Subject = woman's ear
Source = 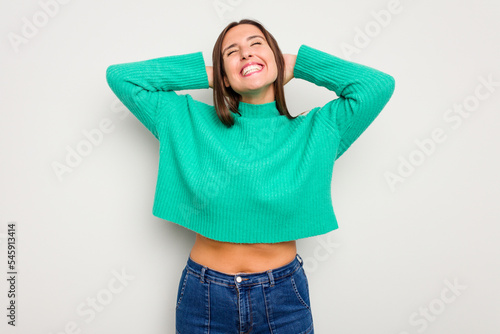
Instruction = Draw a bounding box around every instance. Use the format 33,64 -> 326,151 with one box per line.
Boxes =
223,75 -> 230,88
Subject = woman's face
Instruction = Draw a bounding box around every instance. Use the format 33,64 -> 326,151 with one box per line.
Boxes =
221,24 -> 278,103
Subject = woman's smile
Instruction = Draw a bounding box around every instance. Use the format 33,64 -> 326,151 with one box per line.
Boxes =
241,62 -> 264,77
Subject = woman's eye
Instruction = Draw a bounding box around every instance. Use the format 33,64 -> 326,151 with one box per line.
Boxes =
251,42 -> 261,46
228,50 -> 235,56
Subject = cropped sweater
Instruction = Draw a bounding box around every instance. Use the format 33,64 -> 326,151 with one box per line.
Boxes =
105,44 -> 395,243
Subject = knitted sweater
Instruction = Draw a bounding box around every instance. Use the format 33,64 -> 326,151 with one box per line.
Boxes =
106,44 -> 395,243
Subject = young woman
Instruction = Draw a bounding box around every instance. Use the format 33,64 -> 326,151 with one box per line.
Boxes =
106,18 -> 395,334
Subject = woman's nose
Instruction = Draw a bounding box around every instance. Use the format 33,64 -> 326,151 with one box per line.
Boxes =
240,47 -> 252,59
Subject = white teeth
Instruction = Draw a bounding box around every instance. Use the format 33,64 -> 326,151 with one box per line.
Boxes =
242,64 -> 263,76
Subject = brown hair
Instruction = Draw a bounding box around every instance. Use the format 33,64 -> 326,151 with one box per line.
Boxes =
212,19 -> 296,127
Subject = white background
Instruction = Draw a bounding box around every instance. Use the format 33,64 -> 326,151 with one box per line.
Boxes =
1,0 -> 499,333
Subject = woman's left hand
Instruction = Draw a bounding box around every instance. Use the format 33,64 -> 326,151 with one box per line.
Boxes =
282,54 -> 296,86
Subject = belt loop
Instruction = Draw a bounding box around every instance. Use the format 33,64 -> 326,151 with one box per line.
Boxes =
296,254 -> 304,267
200,266 -> 206,283
267,270 -> 275,287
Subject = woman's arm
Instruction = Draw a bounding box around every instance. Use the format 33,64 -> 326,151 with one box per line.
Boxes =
292,44 -> 395,160
106,52 -> 209,138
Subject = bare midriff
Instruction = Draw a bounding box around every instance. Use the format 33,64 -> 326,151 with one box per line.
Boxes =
189,233 -> 297,275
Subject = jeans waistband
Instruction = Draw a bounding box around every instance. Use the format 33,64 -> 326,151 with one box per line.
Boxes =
186,253 -> 304,287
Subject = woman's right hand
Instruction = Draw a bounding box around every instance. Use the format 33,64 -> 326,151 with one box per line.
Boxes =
207,66 -> 231,97
206,66 -> 214,88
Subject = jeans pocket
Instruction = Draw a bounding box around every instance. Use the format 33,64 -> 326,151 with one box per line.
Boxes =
266,269 -> 314,334
291,267 -> 311,310
175,267 -> 189,310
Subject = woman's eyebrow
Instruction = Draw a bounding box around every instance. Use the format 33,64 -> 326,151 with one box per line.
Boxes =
223,35 -> 265,56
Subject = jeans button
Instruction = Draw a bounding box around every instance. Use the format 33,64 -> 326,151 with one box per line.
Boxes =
235,276 -> 242,283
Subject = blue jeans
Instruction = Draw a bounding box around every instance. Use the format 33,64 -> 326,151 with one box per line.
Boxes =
175,253 -> 314,334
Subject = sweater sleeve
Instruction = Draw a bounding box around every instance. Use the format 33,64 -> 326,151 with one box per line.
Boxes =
105,51 -> 209,139
293,44 -> 395,160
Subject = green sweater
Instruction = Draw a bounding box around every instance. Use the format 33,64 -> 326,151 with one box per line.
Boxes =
106,44 -> 395,243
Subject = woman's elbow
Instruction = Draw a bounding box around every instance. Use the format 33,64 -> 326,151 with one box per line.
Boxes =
383,73 -> 396,99
105,65 -> 120,89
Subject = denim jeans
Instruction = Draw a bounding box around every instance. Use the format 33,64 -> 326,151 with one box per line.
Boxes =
175,253 -> 314,334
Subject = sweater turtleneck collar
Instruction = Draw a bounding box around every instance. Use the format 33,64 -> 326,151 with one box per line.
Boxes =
235,100 -> 282,118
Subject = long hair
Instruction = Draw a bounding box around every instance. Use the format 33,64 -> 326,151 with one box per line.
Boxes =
212,19 -> 296,127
